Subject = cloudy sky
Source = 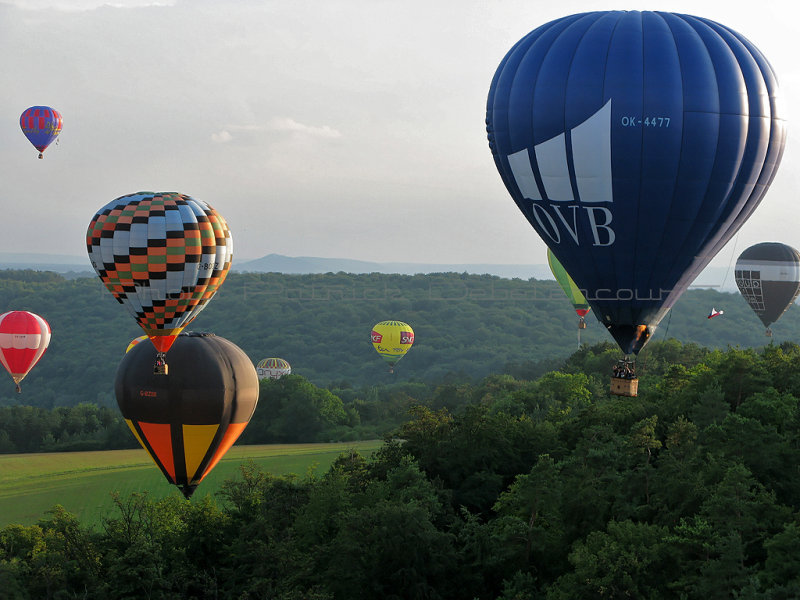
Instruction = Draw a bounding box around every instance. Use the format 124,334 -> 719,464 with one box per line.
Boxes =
1,0 -> 798,272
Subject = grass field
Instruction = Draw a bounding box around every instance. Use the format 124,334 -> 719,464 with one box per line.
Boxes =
0,440 -> 383,528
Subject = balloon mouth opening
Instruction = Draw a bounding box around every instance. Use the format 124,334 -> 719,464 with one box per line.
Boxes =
607,324 -> 652,355
179,484 -> 198,500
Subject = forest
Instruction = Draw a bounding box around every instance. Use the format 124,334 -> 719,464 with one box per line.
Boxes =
0,268 -> 798,409
3,341 -> 800,598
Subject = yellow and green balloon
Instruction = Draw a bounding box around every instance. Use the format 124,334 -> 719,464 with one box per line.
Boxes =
548,249 -> 590,329
370,320 -> 414,373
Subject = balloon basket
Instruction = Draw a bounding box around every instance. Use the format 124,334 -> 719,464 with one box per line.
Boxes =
578,321 -> 587,330
610,376 -> 638,397
153,361 -> 168,375
38,153 -> 43,159
765,328 -> 773,337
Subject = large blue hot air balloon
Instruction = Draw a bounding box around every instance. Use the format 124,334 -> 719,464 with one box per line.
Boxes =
487,11 -> 785,355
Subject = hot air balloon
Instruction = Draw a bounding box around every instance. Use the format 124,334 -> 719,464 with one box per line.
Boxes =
20,106 -> 62,159
548,248 -> 591,342
115,332 -> 259,499
0,311 -> 51,392
487,11 -> 784,362
735,242 -> 800,336
371,321 -> 414,373
256,358 -> 291,380
87,192 -> 233,374
125,335 -> 149,353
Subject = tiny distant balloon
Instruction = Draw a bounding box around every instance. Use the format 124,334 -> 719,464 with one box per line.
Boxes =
0,311 -> 51,392
371,321 -> 414,373
548,248 -> 590,328
20,106 -> 62,159
256,358 -> 291,380
115,332 -> 259,499
735,242 -> 800,335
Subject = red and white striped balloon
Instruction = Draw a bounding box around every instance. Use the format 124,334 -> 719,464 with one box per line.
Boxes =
0,311 -> 51,392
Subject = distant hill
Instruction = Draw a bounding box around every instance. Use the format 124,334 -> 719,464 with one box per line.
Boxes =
234,253 -> 740,291
234,253 -> 555,279
0,253 -> 93,278
0,251 -> 740,290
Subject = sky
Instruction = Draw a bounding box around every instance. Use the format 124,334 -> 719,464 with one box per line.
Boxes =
1,0 -> 798,275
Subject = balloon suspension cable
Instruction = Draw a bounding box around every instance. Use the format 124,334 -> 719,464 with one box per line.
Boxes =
154,352 -> 169,375
640,309 -> 673,376
719,231 -> 741,291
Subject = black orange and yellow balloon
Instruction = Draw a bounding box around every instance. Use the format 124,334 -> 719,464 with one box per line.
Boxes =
115,332 -> 259,498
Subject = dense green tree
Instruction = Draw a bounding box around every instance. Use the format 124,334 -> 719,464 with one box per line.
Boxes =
6,341 -> 800,597
547,520 -> 676,599
3,268 -> 800,409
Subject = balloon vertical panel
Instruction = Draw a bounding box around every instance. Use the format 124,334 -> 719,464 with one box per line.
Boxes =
487,11 -> 785,354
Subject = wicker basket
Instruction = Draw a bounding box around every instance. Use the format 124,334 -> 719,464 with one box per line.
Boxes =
610,377 -> 638,397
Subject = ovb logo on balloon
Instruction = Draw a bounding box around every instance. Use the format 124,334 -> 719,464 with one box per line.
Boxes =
505,101 -> 615,247
487,11 -> 785,355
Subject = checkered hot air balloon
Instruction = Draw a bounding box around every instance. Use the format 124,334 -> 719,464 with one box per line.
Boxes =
0,311 -> 51,392
20,106 -> 62,159
87,192 -> 233,373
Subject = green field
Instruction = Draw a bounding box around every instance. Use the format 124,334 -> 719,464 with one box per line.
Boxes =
0,440 -> 383,528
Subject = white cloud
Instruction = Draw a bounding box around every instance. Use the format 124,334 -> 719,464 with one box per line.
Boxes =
210,119 -> 342,144
6,0 -> 176,9
211,130 -> 233,144
267,117 -> 342,139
